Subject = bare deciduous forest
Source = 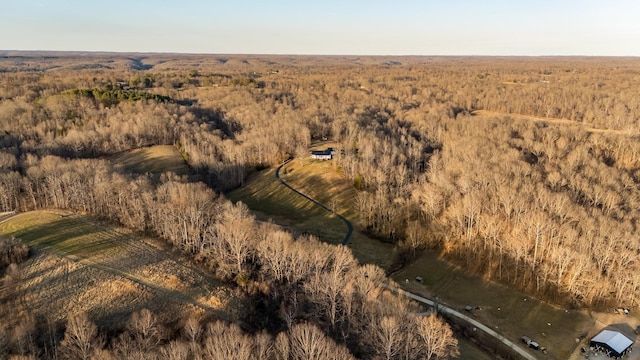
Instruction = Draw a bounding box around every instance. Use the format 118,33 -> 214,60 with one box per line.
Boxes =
1,52 -> 639,358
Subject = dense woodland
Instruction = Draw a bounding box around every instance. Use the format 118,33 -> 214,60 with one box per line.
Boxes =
1,53 -> 640,357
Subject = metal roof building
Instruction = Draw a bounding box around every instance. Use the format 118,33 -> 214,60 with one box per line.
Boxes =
590,329 -> 634,358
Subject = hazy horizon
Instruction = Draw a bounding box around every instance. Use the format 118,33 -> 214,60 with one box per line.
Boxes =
1,1 -> 639,56
2,50 -> 639,58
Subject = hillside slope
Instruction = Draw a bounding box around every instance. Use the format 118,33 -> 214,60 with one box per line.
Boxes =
110,145 -> 190,177
0,211 -> 237,327
228,157 -> 394,266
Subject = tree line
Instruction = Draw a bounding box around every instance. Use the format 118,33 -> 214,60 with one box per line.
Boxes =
1,306 -> 453,360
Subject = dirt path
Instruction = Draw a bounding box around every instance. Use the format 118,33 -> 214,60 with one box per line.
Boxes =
472,110 -> 637,136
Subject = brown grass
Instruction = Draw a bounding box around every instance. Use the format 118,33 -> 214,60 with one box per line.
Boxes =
109,145 -> 190,176
0,211 -> 235,328
393,252 -> 596,360
281,157 -> 394,266
228,157 -> 394,267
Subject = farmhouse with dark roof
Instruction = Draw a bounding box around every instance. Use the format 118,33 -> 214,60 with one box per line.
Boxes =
311,148 -> 335,160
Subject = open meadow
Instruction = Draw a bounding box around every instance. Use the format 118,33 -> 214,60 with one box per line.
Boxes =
109,145 -> 191,177
0,211 -> 236,328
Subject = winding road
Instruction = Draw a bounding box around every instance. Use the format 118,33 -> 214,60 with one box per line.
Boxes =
275,160 -> 353,245
274,159 -> 537,360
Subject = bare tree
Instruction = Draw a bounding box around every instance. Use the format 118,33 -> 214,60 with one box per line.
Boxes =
202,321 -> 253,360
160,340 -> 190,360
126,309 -> 164,353
274,332 -> 290,360
181,316 -> 202,345
58,312 -> 103,360
210,202 -> 256,279
373,316 -> 403,360
288,323 -> 354,360
415,313 -> 459,359
253,331 -> 275,360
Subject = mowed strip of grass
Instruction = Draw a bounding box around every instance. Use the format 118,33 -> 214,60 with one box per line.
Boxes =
110,145 -> 190,176
282,152 -> 359,219
394,252 -> 595,360
0,211 -> 234,326
0,212 -> 125,260
228,159 -> 394,266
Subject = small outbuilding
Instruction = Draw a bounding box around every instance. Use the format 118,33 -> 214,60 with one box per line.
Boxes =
590,329 -> 634,358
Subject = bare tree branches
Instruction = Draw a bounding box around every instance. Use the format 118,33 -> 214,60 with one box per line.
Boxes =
58,312 -> 103,360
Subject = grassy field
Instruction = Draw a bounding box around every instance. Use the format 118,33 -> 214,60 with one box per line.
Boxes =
228,157 -> 394,266
394,252 -> 595,359
0,211 -> 236,328
109,144 -> 191,176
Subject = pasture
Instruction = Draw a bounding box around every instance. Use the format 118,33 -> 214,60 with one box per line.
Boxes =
0,211 -> 236,328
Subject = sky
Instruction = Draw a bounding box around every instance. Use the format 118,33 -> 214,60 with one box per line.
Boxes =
1,0 -> 639,56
